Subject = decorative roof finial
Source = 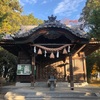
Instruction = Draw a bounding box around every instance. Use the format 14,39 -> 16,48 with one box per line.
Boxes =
48,15 -> 57,22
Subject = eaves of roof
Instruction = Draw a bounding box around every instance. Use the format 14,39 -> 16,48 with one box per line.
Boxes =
12,15 -> 88,39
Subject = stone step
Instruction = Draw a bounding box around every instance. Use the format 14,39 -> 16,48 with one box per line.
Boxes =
4,86 -> 99,100
25,97 -> 99,100
34,82 -> 69,87
34,82 -> 48,87
34,82 -> 88,87
14,91 -> 97,97
5,91 -> 99,100
15,82 -> 88,87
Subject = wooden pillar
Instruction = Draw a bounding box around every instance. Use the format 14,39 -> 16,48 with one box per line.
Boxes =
64,65 -> 66,81
83,57 -> 87,82
69,54 -> 74,90
64,57 -> 67,81
31,54 -> 35,86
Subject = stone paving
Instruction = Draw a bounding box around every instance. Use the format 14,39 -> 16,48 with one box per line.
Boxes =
0,84 -> 100,100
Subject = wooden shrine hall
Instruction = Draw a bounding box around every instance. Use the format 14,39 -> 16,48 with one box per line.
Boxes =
0,15 -> 100,90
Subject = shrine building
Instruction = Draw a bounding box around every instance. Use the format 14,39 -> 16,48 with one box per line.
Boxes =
0,15 -> 100,90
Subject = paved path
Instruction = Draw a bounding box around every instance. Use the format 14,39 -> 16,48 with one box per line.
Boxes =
0,85 -> 100,100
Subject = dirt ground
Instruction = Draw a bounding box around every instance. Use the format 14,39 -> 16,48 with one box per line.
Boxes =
89,80 -> 100,87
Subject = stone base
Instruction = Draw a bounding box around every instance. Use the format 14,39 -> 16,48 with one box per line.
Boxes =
15,82 -> 88,87
16,82 -> 31,87
68,82 -> 88,87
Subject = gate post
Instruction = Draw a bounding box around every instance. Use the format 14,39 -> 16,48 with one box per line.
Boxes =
69,53 -> 74,90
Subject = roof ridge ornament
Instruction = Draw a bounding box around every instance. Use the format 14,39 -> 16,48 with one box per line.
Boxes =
48,15 -> 57,22
44,15 -> 59,23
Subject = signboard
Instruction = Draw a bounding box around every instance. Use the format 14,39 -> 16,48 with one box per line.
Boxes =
17,64 -> 32,75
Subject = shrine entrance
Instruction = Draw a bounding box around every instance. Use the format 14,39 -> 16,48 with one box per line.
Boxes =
35,55 -> 68,81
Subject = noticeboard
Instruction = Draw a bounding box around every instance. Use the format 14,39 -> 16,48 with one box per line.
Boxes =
17,64 -> 32,75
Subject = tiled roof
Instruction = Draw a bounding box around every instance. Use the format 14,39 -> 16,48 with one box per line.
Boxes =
4,15 -> 88,39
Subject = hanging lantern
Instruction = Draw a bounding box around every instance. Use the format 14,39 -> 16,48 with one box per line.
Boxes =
37,48 -> 42,54
63,48 -> 67,54
56,51 -> 59,58
50,52 -> 55,58
34,46 -> 36,53
68,46 -> 70,52
44,50 -> 47,57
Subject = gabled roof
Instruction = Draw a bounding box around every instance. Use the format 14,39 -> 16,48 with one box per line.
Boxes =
2,15 -> 88,41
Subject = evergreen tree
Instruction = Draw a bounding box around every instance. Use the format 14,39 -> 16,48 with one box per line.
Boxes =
79,0 -> 100,40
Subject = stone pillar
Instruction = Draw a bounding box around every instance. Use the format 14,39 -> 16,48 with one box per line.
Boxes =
69,54 -> 74,90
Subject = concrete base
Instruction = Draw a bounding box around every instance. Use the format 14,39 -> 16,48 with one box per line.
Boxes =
16,82 -> 31,87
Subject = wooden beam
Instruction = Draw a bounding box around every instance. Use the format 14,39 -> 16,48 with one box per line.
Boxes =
31,43 -> 72,46
73,44 -> 86,56
89,41 -> 100,44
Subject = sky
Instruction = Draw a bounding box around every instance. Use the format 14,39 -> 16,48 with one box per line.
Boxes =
19,0 -> 87,21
